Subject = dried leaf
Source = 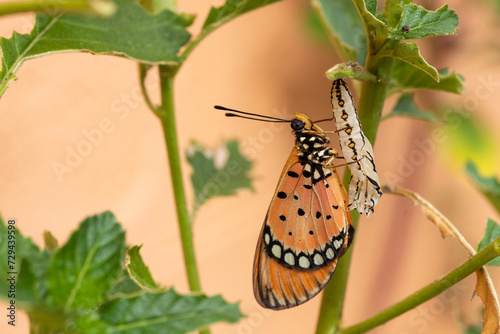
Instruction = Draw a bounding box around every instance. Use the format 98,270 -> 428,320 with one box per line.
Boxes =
476,269 -> 500,334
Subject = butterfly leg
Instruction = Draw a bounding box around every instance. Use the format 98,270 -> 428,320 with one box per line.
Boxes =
325,156 -> 366,169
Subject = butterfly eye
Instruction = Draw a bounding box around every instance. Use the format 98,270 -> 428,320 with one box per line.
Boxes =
291,119 -> 305,131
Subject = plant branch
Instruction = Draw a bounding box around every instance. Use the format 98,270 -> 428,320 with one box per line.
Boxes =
315,171 -> 359,334
341,237 -> 500,334
157,65 -> 201,292
138,64 -> 160,115
315,33 -> 396,334
156,65 -> 210,334
0,0 -> 115,17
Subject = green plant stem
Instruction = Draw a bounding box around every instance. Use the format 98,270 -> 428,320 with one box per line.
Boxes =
158,66 -> 201,292
357,55 -> 395,142
341,237 -> 500,334
157,66 -> 210,334
138,64 -> 160,114
315,173 -> 359,334
0,0 -> 115,17
315,39 -> 397,334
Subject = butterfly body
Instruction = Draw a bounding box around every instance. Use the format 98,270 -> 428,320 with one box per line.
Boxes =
253,113 -> 354,310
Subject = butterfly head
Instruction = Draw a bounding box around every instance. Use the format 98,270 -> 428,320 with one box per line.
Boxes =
292,113 -> 327,138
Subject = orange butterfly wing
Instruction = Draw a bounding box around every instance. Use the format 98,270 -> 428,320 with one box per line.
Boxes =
253,147 -> 354,310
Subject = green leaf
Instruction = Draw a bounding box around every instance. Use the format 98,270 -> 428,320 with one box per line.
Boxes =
186,140 -> 253,213
383,0 -> 410,28
325,61 -> 377,82
388,4 -> 459,40
0,216 -> 50,304
99,289 -> 244,333
466,161 -> 500,215
311,0 -> 366,64
108,271 -> 142,298
74,312 -> 111,334
389,63 -> 464,95
383,93 -> 442,122
0,0 -> 117,17
202,0 -> 281,30
351,0 -> 389,52
0,0 -> 191,98
43,231 -> 58,254
377,42 -> 438,81
126,245 -> 160,292
45,211 -> 125,310
366,0 -> 377,16
477,219 -> 500,266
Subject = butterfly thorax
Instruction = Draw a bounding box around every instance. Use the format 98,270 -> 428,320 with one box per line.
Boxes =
292,114 -> 337,166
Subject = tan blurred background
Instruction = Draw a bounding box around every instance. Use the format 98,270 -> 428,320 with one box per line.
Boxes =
1,0 -> 500,333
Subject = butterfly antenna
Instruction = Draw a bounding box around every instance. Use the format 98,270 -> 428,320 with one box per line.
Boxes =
215,105 -> 290,123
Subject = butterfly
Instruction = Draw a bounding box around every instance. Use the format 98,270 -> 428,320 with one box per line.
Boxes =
331,79 -> 382,216
215,105 -> 354,310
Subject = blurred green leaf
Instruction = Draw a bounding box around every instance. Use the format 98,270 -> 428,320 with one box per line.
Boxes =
187,140 -> 253,214
466,161 -> 500,215
383,93 -> 442,122
389,63 -> 464,94
326,61 -> 377,81
46,211 -> 125,310
463,323 -> 483,334
98,289 -> 244,333
311,0 -> 366,63
477,219 -> 500,266
202,0 -> 281,30
304,7 -> 331,47
0,0 -> 192,98
0,0 -> 117,17
126,245 -> 160,292
442,114 -> 496,173
74,312 -> 111,334
0,216 -> 50,304
43,231 -> 58,254
377,42 -> 438,81
388,4 -> 459,40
